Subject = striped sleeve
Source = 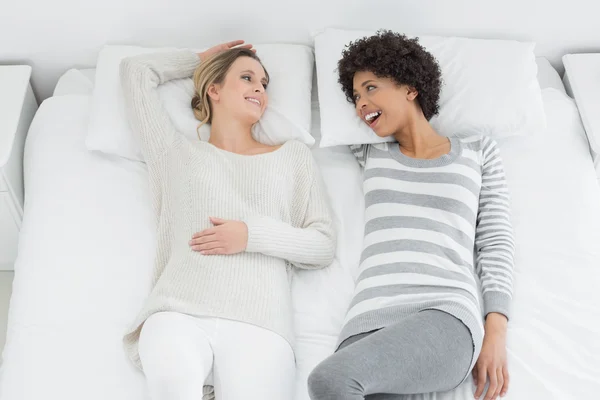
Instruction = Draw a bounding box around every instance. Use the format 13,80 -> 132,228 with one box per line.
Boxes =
349,144 -> 370,167
475,137 -> 515,320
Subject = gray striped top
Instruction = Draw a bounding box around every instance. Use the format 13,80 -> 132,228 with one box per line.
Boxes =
339,136 -> 514,373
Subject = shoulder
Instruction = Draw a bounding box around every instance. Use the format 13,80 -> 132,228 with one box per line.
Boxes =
279,140 -> 322,180
281,140 -> 314,164
349,142 -> 389,155
352,142 -> 388,152
457,135 -> 500,161
283,139 -> 311,153
459,135 -> 498,151
371,142 -> 390,151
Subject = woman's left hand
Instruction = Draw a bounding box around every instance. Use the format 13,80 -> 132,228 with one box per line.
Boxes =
189,217 -> 248,255
473,313 -> 509,400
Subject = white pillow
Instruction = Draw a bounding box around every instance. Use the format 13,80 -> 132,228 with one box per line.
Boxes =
314,28 -> 547,147
53,69 -> 95,97
86,44 -> 315,161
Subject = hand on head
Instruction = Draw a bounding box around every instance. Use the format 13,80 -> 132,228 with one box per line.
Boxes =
198,40 -> 256,62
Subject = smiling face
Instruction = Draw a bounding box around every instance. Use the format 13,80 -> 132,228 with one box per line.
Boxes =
208,56 -> 269,125
352,70 -> 419,138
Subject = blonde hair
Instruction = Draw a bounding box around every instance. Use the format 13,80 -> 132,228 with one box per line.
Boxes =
191,48 -> 269,140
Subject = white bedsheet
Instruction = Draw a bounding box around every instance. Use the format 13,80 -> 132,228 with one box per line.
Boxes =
1,66 -> 600,400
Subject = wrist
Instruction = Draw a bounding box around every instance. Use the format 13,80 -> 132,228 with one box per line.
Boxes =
242,221 -> 249,251
485,312 -> 508,333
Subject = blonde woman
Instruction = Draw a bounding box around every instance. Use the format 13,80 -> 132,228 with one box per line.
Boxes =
119,41 -> 336,400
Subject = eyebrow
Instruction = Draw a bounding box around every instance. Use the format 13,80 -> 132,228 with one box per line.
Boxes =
241,69 -> 269,83
361,79 -> 376,87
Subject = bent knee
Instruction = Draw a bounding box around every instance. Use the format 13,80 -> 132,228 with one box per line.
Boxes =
308,358 -> 360,399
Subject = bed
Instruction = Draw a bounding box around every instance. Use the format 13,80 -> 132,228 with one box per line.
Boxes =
0,57 -> 599,400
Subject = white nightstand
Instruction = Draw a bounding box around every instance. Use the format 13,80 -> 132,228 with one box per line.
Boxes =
562,54 -> 600,182
0,66 -> 38,271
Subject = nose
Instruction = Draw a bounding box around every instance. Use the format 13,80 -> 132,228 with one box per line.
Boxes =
254,84 -> 264,94
356,97 -> 368,112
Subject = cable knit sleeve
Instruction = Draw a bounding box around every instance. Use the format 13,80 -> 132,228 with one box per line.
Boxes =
243,154 -> 336,269
119,50 -> 201,162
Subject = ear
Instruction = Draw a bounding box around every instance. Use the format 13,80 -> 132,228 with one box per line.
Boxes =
207,83 -> 220,102
406,86 -> 418,101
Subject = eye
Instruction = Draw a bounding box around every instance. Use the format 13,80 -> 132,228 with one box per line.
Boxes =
353,93 -> 360,102
242,75 -> 251,82
262,82 -> 268,89
366,85 -> 376,91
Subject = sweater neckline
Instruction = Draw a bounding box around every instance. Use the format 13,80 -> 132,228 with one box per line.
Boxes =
200,139 -> 292,159
388,137 -> 462,168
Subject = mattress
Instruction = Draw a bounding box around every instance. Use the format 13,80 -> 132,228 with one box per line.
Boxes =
1,59 -> 599,400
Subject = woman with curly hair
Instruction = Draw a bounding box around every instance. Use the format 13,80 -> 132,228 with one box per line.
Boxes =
308,31 -> 514,400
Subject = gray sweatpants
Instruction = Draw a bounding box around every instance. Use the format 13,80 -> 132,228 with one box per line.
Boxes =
307,310 -> 474,400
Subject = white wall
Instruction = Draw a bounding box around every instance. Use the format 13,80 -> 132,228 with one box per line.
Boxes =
2,0 -> 600,101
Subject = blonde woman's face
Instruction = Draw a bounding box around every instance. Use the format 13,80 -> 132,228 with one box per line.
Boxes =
211,57 -> 269,124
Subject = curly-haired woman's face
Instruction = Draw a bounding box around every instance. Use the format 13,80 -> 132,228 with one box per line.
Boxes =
352,70 -> 418,138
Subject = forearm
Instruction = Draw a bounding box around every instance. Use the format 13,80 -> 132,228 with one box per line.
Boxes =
244,215 -> 335,269
120,50 -> 201,87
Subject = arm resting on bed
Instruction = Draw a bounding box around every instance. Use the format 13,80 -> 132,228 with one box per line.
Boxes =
475,137 -> 515,321
244,160 -> 336,269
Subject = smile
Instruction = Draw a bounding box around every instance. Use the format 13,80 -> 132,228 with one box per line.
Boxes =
245,97 -> 261,106
365,111 -> 382,125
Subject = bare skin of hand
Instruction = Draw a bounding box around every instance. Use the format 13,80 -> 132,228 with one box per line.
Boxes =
197,40 -> 256,62
189,217 -> 248,255
473,312 -> 509,400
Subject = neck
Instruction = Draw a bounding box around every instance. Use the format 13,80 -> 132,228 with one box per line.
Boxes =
393,112 -> 446,157
208,113 -> 256,152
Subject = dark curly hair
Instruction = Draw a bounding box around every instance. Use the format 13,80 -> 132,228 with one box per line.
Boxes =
337,30 -> 443,121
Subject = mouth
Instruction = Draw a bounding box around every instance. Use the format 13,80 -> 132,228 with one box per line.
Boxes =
364,110 -> 382,127
245,97 -> 261,107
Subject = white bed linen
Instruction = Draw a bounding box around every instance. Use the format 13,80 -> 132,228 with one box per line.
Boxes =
535,57 -> 566,94
2,65 -> 600,400
0,96 -> 152,400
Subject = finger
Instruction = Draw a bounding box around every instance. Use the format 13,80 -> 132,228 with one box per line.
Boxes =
472,366 -> 478,381
201,248 -> 226,255
192,228 -> 216,239
474,366 -> 487,399
192,242 -> 222,252
225,40 -> 245,48
493,367 -> 504,399
485,368 -> 498,400
189,234 -> 218,246
500,366 -> 509,396
210,217 -> 227,225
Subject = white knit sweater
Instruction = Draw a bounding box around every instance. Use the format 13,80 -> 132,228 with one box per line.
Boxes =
119,50 -> 336,370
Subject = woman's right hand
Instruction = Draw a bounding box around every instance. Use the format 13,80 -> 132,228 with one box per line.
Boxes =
198,40 -> 255,62
189,217 -> 248,255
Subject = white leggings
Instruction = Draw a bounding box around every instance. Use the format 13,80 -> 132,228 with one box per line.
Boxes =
138,311 -> 295,400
